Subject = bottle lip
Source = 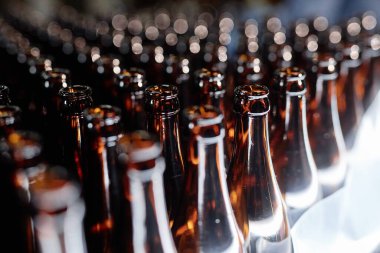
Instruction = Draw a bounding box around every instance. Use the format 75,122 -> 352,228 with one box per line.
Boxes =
145,84 -> 178,100
58,85 -> 92,100
0,105 -> 21,127
117,131 -> 162,164
234,84 -> 271,115
84,105 -> 121,127
116,68 -> 146,92
184,105 -> 224,128
275,67 -> 306,81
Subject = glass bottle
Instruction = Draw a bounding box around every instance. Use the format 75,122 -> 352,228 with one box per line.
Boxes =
195,68 -> 232,164
115,68 -> 147,132
117,131 -> 177,253
336,43 -> 364,150
145,84 -> 185,225
172,105 -> 244,253
83,105 -> 123,253
41,68 -> 71,164
307,54 -> 348,197
270,67 -> 320,225
228,84 -> 293,253
0,105 -> 21,137
0,85 -> 11,105
29,165 -> 88,253
58,85 -> 93,182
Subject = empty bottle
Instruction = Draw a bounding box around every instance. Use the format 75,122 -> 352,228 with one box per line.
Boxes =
307,54 -> 347,197
58,85 -> 93,182
145,84 -> 185,225
117,131 -> 177,253
115,68 -> 147,132
83,105 -> 123,253
270,67 -> 320,225
228,84 -> 293,253
172,105 -> 244,253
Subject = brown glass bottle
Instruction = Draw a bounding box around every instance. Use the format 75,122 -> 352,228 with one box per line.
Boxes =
271,67 -> 320,225
172,105 -> 244,253
29,165 -> 88,253
307,54 -> 348,197
228,84 -> 293,253
58,85 -> 93,182
117,131 -> 177,253
0,85 -> 11,105
0,131 -> 39,253
0,105 -> 21,137
115,68 -> 147,132
145,84 -> 185,225
41,68 -> 71,163
336,43 -> 364,150
83,105 -> 123,253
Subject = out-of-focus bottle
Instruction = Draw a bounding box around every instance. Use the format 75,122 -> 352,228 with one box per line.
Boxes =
83,105 -> 123,253
0,105 -> 21,137
29,165 -> 88,253
115,68 -> 147,132
336,42 -> 364,150
145,84 -> 185,225
172,105 -> 244,253
271,67 -> 320,225
0,85 -> 11,105
117,131 -> 177,253
40,68 -> 71,163
228,84 -> 293,252
58,85 -> 93,182
307,54 -> 348,197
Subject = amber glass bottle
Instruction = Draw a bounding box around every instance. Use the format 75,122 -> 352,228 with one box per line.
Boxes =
41,68 -> 71,163
115,68 -> 147,132
117,131 -> 177,253
83,105 -> 123,253
172,105 -> 244,253
58,85 -> 93,182
0,105 -> 21,137
228,84 -> 293,253
271,67 -> 320,225
0,85 -> 11,105
145,84 -> 185,225
307,54 -> 347,197
29,165 -> 88,253
336,43 -> 364,150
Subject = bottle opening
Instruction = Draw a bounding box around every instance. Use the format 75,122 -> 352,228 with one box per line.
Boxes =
234,84 -> 270,115
84,105 -> 121,127
117,68 -> 146,91
145,84 -> 178,99
58,85 -> 92,100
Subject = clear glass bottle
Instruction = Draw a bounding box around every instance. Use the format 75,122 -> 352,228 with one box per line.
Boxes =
58,85 -> 93,182
145,84 -> 185,225
117,131 -> 177,253
270,67 -> 320,225
83,105 -> 123,253
172,105 -> 244,253
307,54 -> 348,197
228,84 -> 293,252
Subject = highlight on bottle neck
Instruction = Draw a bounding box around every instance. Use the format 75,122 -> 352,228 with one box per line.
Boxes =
117,130 -> 163,170
84,105 -> 121,137
183,105 -> 224,138
144,84 -> 180,116
233,84 -> 270,116
0,105 -> 21,129
42,68 -> 71,89
58,85 -> 93,115
116,68 -> 146,94
275,67 -> 307,95
196,68 -> 225,98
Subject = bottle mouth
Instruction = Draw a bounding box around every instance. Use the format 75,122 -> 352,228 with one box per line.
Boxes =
42,68 -> 71,88
0,105 -> 21,127
275,67 -> 307,94
234,84 -> 270,115
145,84 -> 180,115
145,84 -> 178,100
117,68 -> 146,91
58,85 -> 92,100
84,105 -> 121,127
117,131 -> 162,164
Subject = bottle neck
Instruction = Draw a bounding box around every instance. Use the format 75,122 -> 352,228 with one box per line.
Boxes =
126,157 -> 176,253
314,72 -> 338,109
285,92 -> 309,141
